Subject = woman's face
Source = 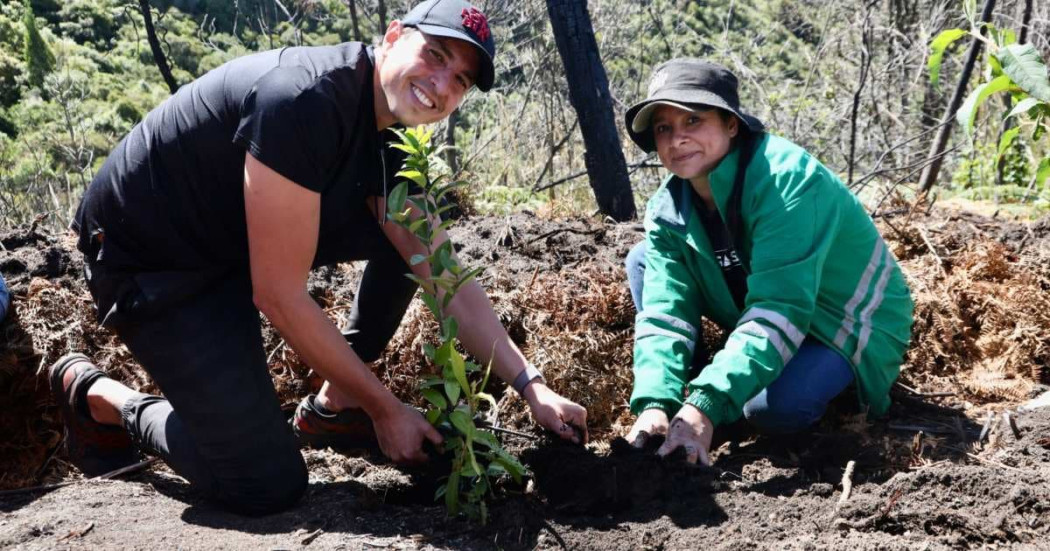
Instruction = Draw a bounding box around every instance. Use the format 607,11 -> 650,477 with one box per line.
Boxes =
651,104 -> 738,182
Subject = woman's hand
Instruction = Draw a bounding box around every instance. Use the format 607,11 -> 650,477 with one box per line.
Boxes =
657,404 -> 715,465
625,408 -> 670,448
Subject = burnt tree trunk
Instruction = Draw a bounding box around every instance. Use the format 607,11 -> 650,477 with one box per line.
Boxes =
544,0 -> 636,221
346,0 -> 363,42
376,0 -> 388,35
918,0 -> 996,193
138,0 -> 178,95
445,108 -> 460,175
1018,0 -> 1033,45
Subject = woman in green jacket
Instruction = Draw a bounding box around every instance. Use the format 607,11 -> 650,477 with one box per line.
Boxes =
623,58 -> 913,465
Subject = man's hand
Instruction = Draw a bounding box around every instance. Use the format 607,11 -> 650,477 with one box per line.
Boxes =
626,408 -> 670,449
524,382 -> 588,444
371,402 -> 444,464
657,404 -> 715,465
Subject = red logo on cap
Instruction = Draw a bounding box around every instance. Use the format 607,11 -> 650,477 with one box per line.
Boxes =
461,8 -> 490,42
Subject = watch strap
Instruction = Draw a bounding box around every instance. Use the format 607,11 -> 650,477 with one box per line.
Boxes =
511,364 -> 544,395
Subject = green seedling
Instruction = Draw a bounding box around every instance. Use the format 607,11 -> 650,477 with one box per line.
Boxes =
386,126 -> 526,524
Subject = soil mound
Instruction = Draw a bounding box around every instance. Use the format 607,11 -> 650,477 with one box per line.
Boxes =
523,437 -> 721,515
2,208 -> 1050,549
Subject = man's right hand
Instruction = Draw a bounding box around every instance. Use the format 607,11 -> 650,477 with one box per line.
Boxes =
371,403 -> 443,464
626,408 -> 670,448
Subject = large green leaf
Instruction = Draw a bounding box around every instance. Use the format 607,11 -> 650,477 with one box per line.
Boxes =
425,407 -> 442,425
1007,97 -> 1043,119
475,432 -> 526,484
396,169 -> 427,189
492,456 -> 524,484
929,28 -> 968,89
408,218 -> 429,234
421,388 -> 448,410
996,127 -> 1020,163
1036,157 -> 1050,190
956,75 -> 1017,134
407,196 -> 431,213
402,128 -> 422,152
459,461 -> 480,477
444,471 -> 460,513
448,346 -> 470,400
995,44 -> 1050,102
442,317 -> 458,341
416,126 -> 434,148
464,432 -> 482,483
389,142 -> 417,155
404,273 -> 434,295
452,266 -> 485,295
421,293 -> 440,319
444,377 -> 461,406
386,181 -> 409,214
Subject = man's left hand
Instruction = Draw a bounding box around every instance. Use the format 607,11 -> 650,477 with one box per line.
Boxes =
523,382 -> 588,444
657,404 -> 715,465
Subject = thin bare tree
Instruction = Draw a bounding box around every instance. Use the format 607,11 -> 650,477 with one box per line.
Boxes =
543,0 -> 635,221
137,0 -> 178,94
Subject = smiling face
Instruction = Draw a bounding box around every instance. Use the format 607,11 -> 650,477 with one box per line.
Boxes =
374,22 -> 480,129
651,104 -> 739,183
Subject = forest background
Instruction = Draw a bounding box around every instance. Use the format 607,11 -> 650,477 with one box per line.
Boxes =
1,0 -> 1049,231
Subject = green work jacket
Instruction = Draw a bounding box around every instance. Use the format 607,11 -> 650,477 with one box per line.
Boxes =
631,133 -> 913,426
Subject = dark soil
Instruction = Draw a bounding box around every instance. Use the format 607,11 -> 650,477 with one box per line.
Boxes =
2,209 -> 1050,550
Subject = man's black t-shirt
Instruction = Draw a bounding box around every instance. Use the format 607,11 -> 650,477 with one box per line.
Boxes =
73,42 -> 405,274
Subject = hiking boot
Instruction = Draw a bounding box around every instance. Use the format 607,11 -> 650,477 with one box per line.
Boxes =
291,394 -> 379,451
48,353 -> 139,477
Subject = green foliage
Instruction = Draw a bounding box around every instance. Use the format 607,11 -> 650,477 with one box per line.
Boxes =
996,44 -> 1050,103
22,0 -> 55,90
473,184 -> 546,215
386,128 -> 525,524
930,5 -> 1050,201
928,28 -> 967,90
952,138 -> 1030,190
956,75 -> 1018,135
57,0 -> 119,50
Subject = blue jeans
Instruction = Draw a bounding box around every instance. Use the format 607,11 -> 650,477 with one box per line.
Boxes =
0,273 -> 9,322
626,240 -> 854,433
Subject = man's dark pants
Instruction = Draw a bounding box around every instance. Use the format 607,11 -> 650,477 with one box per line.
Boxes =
85,223 -> 416,516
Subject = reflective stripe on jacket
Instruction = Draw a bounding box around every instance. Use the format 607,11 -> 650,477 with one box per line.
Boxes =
630,133 -> 913,426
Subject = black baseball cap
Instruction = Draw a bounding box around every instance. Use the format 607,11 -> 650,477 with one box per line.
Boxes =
625,58 -> 764,152
402,0 -> 497,92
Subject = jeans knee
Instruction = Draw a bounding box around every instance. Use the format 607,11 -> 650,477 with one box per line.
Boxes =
625,241 -> 647,309
214,451 -> 308,516
625,241 -> 647,278
743,397 -> 825,435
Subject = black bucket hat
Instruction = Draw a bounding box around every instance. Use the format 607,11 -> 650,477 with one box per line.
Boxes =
625,58 -> 764,152
402,0 -> 497,92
